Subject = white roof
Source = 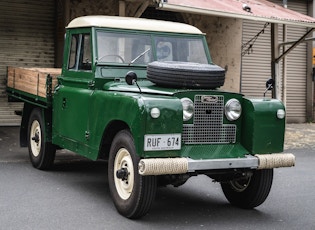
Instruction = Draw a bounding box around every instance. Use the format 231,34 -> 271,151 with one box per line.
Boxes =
67,16 -> 203,34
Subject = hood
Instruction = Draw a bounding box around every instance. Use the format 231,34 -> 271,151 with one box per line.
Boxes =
102,79 -> 242,100
103,79 -> 183,96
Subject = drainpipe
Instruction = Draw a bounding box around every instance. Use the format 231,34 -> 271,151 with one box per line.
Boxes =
271,23 -> 279,99
307,0 -> 315,121
282,0 -> 287,105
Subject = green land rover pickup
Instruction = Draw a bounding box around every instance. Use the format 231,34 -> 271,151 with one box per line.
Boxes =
6,16 -> 295,219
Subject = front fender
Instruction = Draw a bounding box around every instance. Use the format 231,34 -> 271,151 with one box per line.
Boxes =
241,97 -> 286,154
88,91 -> 145,158
141,95 -> 183,157
88,92 -> 182,158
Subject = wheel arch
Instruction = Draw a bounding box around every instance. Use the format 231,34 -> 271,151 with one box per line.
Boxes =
98,120 -> 130,160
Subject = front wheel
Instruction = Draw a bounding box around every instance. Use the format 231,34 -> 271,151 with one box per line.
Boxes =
108,130 -> 157,219
221,169 -> 273,209
27,108 -> 56,170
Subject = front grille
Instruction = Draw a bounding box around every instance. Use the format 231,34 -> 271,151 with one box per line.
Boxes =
182,95 -> 236,144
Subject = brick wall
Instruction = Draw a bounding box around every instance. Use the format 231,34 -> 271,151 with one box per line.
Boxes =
182,14 -> 242,93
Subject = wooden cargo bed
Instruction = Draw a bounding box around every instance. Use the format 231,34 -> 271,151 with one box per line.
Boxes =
7,67 -> 61,98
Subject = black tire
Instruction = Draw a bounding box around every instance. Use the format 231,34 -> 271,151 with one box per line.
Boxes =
108,130 -> 157,219
221,169 -> 273,209
147,61 -> 225,89
27,108 -> 56,170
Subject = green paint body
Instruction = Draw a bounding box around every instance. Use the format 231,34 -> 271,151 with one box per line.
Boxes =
7,24 -> 286,162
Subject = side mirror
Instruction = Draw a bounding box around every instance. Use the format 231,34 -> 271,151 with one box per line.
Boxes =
125,71 -> 142,94
264,78 -> 274,97
125,71 -> 138,85
265,78 -> 274,90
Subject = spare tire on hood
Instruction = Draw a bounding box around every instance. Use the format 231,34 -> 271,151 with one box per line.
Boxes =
147,61 -> 225,89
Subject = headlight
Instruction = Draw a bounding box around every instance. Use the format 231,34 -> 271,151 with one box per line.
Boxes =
150,108 -> 160,119
181,98 -> 194,121
225,99 -> 242,121
277,109 -> 285,119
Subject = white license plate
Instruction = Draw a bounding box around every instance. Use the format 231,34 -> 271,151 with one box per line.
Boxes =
144,134 -> 181,151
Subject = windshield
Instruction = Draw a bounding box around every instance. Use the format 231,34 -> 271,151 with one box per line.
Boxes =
154,36 -> 208,63
97,32 -> 153,64
96,31 -> 209,65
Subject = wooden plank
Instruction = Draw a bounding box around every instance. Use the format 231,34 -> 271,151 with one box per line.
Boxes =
7,67 -> 14,88
7,66 -> 61,98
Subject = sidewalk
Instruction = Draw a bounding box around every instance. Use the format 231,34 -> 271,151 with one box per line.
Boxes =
285,123 -> 315,150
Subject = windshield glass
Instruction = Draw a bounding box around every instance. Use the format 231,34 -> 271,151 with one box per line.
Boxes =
154,36 -> 208,64
97,32 -> 153,64
96,31 -> 209,65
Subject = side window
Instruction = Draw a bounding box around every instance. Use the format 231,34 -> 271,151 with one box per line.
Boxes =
68,33 -> 92,71
68,35 -> 79,69
79,34 -> 91,70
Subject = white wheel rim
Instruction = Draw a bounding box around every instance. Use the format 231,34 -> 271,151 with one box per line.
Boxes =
30,120 -> 41,157
114,148 -> 134,200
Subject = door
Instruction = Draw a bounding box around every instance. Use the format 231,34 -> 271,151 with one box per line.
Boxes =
53,31 -> 94,155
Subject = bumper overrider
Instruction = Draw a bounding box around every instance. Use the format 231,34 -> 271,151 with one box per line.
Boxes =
138,153 -> 295,176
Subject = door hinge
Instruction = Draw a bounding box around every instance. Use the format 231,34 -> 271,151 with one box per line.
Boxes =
88,80 -> 95,89
85,131 -> 90,140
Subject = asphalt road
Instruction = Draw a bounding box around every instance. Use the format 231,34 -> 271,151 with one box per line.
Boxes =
0,126 -> 314,230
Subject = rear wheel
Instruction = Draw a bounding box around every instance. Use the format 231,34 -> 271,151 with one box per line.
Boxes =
28,108 -> 56,170
221,169 -> 273,209
108,130 -> 157,219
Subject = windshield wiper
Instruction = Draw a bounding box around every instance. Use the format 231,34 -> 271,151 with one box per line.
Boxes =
129,48 -> 151,66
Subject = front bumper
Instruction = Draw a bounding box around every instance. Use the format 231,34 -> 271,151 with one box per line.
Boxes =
138,153 -> 295,176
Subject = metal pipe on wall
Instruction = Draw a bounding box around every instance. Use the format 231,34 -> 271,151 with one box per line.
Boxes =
282,0 -> 288,106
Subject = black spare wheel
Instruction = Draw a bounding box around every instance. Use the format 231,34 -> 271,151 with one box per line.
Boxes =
147,61 -> 225,89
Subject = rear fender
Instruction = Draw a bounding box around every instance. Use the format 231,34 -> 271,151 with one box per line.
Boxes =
20,103 -> 32,147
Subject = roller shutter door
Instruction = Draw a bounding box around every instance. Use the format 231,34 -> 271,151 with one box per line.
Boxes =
241,0 -> 308,123
0,0 -> 55,125
241,20 -> 273,97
